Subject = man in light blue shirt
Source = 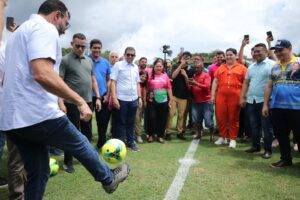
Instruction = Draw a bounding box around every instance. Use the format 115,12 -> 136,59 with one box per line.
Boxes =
240,43 -> 275,159
111,47 -> 142,152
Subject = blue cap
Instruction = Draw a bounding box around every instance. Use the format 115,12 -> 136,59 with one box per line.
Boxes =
270,39 -> 292,50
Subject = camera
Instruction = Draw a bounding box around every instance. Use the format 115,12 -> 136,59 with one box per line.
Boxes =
163,45 -> 170,53
162,45 -> 172,56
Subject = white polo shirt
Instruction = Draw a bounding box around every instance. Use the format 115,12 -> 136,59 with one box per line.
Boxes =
111,60 -> 140,101
0,14 -> 64,130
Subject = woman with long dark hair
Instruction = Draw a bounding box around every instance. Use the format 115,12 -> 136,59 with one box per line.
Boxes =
144,58 -> 173,143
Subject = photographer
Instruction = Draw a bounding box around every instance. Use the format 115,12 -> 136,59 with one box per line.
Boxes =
165,51 -> 192,140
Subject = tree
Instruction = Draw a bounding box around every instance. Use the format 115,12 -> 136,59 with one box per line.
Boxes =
101,50 -> 110,60
62,48 -> 72,56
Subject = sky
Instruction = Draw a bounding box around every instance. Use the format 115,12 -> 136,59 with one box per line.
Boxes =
4,0 -> 300,62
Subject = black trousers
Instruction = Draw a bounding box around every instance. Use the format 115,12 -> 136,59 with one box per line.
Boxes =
92,96 -> 111,149
271,108 -> 300,163
146,101 -> 169,138
238,106 -> 251,138
64,102 -> 93,165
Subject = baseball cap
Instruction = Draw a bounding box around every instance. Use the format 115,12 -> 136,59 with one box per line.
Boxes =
270,39 -> 292,50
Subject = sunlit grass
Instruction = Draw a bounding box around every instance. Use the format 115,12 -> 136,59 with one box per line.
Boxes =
1,117 -> 300,200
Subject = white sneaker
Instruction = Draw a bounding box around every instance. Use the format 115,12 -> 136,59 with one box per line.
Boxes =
272,139 -> 279,148
136,136 -> 143,144
215,137 -> 227,145
293,143 -> 298,151
229,140 -> 236,148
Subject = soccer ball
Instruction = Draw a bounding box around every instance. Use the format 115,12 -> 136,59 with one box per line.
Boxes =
49,158 -> 59,176
101,139 -> 127,165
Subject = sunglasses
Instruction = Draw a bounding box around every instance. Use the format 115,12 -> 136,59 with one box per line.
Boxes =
126,53 -> 135,57
75,44 -> 86,49
274,48 -> 284,53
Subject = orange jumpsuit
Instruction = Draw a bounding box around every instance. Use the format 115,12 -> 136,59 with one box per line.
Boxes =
214,63 -> 247,140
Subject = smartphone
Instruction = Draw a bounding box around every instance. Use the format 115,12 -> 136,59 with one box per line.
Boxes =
244,34 -> 249,41
266,31 -> 273,41
6,17 -> 14,29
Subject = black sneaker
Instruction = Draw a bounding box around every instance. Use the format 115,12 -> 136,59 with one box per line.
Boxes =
0,177 -> 8,187
165,134 -> 172,141
177,134 -> 186,140
270,160 -> 292,168
102,163 -> 130,194
63,164 -> 75,173
129,145 -> 140,152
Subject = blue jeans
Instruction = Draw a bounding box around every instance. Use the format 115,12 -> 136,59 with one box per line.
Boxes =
0,131 -> 5,160
113,99 -> 138,147
191,102 -> 214,129
247,102 -> 273,152
4,116 -> 113,200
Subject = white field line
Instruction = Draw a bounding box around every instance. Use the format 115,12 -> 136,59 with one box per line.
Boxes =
163,139 -> 200,200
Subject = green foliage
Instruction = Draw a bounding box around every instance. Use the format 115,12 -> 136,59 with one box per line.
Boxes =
172,49 -> 222,64
62,48 -> 72,56
101,50 -> 110,60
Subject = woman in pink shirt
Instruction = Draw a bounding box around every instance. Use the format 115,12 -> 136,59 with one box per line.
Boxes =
144,58 -> 173,143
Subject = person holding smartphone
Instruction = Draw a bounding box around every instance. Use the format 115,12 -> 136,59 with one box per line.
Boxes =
266,31 -> 278,61
165,51 -> 192,141
188,58 -> 214,141
238,34 -> 255,67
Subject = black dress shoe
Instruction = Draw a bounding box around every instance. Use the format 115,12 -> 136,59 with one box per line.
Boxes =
245,147 -> 260,153
271,160 -> 292,168
177,134 -> 186,140
63,164 -> 75,173
261,151 -> 272,159
165,134 -> 172,141
0,177 -> 8,187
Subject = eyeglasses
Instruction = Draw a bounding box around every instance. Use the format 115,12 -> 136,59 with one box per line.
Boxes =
126,53 -> 135,57
75,44 -> 86,49
58,11 -> 71,30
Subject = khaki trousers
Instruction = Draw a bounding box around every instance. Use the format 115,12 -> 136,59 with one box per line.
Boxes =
166,96 -> 187,134
7,138 -> 26,200
134,106 -> 143,136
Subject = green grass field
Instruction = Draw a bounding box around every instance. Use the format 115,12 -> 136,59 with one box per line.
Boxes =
1,118 -> 300,200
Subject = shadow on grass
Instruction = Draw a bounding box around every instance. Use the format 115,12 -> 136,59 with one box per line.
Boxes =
234,159 -> 300,178
197,136 -> 300,178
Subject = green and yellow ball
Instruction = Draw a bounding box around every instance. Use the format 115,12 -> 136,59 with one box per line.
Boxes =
101,139 -> 127,165
49,158 -> 59,176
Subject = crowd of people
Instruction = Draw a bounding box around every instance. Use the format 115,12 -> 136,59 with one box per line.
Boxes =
0,0 -> 300,199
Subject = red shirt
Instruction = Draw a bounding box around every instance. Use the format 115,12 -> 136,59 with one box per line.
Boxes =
191,72 -> 211,103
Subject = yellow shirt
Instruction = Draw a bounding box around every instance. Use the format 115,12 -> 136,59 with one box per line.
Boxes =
278,55 -> 297,71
